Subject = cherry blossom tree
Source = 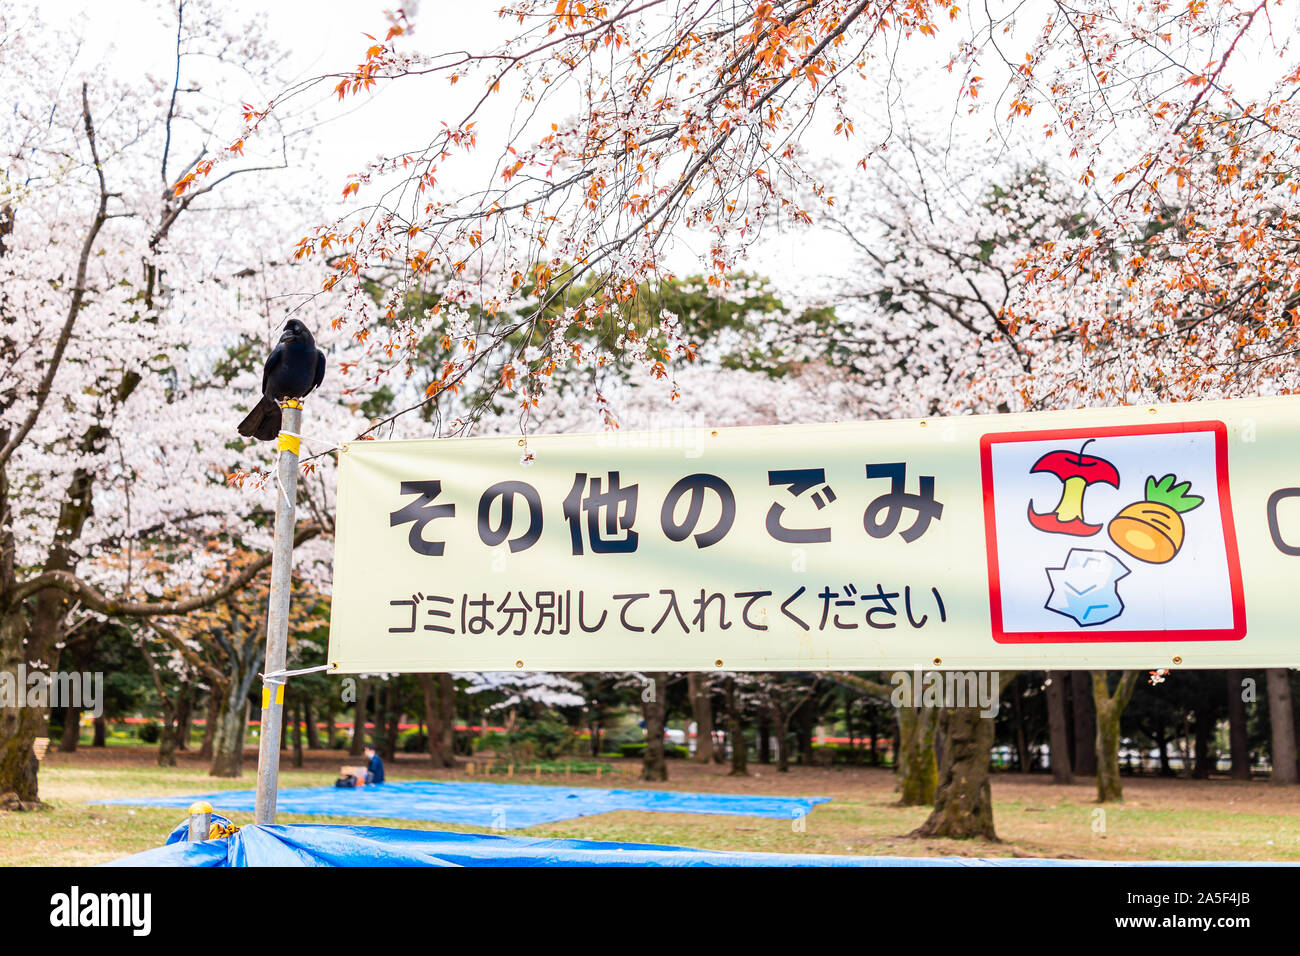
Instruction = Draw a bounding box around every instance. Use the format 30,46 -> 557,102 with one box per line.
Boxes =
0,1 -> 367,802
774,143 -> 1078,416
460,670 -> 585,711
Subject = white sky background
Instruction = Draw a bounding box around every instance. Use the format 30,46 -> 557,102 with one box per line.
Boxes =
41,0 -> 444,187
31,0 -> 1300,305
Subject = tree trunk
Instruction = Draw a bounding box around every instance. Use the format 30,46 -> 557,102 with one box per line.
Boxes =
1267,668 -> 1298,784
417,674 -> 440,766
375,684 -> 389,758
198,692 -> 219,760
1011,675 -> 1030,772
0,463 -> 93,802
1095,696 -> 1123,800
56,641 -> 93,754
1155,729 -> 1172,776
895,703 -> 938,805
59,703 -> 81,753
350,679 -> 368,756
0,603 -> 42,803
438,674 -> 455,759
174,682 -> 192,751
1070,671 -> 1097,776
472,697 -> 487,753
913,705 -> 998,840
0,632 -> 42,803
383,686 -> 400,761
292,699 -> 304,768
304,698 -> 322,750
641,672 -> 668,782
0,434 -> 41,803
728,712 -> 748,780
156,699 -> 178,768
418,673 -> 454,768
772,700 -> 791,773
210,679 -> 251,778
92,714 -> 107,748
1092,671 -> 1139,802
688,673 -> 714,764
795,701 -> 815,765
1192,711 -> 1212,779
727,685 -> 748,777
757,706 -> 771,764
1045,671 -> 1074,784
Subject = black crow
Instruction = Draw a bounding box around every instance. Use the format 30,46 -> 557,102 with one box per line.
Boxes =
237,319 -> 326,441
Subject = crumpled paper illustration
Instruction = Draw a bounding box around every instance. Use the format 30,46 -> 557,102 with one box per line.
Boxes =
1045,548 -> 1131,626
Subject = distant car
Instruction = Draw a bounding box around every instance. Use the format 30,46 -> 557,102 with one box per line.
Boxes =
664,728 -> 686,747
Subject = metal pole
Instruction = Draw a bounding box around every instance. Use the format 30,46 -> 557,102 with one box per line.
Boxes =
253,400 -> 303,825
187,800 -> 213,842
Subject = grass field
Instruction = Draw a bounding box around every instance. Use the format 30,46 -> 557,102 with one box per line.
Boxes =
3,747 -> 1299,866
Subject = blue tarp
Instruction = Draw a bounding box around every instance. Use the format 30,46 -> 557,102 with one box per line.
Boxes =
108,824 -> 1299,867
99,780 -> 830,829
106,823 -> 1131,867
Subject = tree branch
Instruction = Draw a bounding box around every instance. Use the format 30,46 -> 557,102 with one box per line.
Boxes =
822,671 -> 893,699
146,619 -> 227,687
9,522 -> 323,615
0,84 -> 111,471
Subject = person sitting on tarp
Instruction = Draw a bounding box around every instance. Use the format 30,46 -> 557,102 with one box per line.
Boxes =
334,744 -> 385,788
363,743 -> 385,785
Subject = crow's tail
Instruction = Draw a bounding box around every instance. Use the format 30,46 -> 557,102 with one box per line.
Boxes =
237,395 -> 282,442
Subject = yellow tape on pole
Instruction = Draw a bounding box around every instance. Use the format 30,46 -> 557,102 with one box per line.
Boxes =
277,431 -> 300,455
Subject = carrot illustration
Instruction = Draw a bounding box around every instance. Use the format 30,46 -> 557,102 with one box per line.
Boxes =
1107,474 -> 1204,564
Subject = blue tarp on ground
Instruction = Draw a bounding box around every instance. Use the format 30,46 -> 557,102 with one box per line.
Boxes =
98,780 -> 831,829
106,824 -> 1300,868
104,823 -> 1136,867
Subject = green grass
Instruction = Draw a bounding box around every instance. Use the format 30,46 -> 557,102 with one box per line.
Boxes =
5,753 -> 1300,866
56,728 -> 264,749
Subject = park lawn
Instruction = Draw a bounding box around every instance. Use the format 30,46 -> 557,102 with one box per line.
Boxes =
2,749 -> 1299,866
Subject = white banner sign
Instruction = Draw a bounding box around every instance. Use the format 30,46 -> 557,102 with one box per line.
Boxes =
326,396 -> 1300,672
